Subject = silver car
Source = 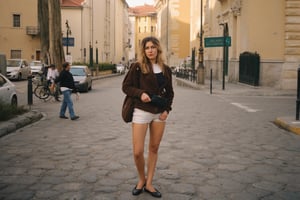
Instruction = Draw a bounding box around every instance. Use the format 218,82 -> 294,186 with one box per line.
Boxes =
70,65 -> 92,92
0,73 -> 17,106
29,60 -> 44,77
6,59 -> 31,80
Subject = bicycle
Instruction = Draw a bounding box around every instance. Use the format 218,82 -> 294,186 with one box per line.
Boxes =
33,73 -> 61,101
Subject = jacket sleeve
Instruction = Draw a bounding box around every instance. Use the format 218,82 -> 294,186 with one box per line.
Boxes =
165,67 -> 174,113
122,63 -> 146,99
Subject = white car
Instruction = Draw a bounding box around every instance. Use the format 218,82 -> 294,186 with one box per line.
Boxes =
116,64 -> 125,74
0,73 -> 17,106
6,59 -> 31,80
29,60 -> 44,76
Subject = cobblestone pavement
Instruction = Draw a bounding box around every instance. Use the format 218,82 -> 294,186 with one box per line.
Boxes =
0,76 -> 300,200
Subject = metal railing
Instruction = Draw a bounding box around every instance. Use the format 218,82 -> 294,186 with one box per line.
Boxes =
175,69 -> 197,83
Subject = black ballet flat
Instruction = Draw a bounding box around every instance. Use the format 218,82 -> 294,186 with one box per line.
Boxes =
132,185 -> 143,196
144,187 -> 162,198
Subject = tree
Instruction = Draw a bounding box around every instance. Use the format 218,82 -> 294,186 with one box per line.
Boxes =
38,0 -> 65,71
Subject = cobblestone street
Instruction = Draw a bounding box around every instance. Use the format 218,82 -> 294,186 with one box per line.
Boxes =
0,76 -> 300,200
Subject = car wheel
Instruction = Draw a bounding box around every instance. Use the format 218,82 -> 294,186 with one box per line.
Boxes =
18,73 -> 22,81
89,81 -> 92,90
11,95 -> 18,107
85,84 -> 89,92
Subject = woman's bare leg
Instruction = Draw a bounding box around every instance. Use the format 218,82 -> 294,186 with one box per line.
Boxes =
132,123 -> 148,188
146,121 -> 165,191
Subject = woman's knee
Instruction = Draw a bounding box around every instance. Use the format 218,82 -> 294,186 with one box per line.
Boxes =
133,149 -> 144,160
149,143 -> 160,154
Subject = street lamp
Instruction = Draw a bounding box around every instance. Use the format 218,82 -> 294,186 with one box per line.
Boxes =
65,20 -> 72,55
197,0 -> 205,84
219,22 -> 228,90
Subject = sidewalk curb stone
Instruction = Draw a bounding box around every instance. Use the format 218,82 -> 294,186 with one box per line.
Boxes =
0,110 -> 43,138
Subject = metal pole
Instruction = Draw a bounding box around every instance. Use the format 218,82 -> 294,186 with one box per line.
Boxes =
27,75 -> 33,106
220,23 -> 228,90
296,67 -> 300,120
210,68 -> 212,94
197,0 -> 205,84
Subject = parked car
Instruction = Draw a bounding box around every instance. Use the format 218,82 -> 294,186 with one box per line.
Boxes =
70,65 -> 92,92
6,59 -> 31,80
30,60 -> 45,77
116,63 -> 125,74
0,73 -> 17,106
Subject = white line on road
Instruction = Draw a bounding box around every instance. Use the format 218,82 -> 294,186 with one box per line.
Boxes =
231,102 -> 260,113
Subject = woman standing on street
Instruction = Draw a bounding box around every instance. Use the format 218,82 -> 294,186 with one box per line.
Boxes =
122,36 -> 174,198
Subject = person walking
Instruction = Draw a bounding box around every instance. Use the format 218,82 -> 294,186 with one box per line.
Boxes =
47,64 -> 60,101
55,62 -> 79,120
122,36 -> 174,198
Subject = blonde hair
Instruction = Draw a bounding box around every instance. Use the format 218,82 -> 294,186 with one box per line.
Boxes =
138,37 -> 165,74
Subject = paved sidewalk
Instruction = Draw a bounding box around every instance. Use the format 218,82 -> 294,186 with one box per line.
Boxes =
176,77 -> 299,135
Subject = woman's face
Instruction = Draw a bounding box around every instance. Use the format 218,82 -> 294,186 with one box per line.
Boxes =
144,41 -> 158,62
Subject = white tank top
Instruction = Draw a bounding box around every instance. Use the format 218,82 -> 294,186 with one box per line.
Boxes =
153,64 -> 162,74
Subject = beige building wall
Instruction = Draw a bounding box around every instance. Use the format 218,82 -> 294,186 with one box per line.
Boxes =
155,0 -> 190,67
0,0 -> 40,61
63,0 -> 129,64
61,7 -> 83,63
191,0 -> 300,89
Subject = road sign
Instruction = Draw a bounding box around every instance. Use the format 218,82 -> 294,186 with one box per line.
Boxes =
204,36 -> 231,48
62,37 -> 75,47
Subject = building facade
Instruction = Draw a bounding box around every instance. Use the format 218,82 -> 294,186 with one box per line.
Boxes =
155,0 -> 191,67
61,0 -> 130,64
190,0 -> 300,89
0,0 -> 40,61
0,0 -> 130,65
129,4 -> 157,60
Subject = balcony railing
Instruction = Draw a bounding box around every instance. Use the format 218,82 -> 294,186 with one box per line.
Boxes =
26,26 -> 40,35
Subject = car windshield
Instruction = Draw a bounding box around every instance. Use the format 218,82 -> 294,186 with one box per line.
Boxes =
30,62 -> 42,66
7,60 -> 21,67
70,68 -> 85,76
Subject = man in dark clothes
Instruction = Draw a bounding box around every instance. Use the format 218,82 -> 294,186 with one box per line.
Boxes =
55,62 -> 79,120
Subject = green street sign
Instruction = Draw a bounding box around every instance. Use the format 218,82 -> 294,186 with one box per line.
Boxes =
204,36 -> 231,47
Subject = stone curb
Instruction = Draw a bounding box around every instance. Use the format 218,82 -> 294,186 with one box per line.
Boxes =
0,110 -> 43,138
274,116 -> 300,136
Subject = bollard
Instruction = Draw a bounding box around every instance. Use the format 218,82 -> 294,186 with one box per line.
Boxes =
210,68 -> 212,94
296,67 -> 300,120
27,75 -> 33,106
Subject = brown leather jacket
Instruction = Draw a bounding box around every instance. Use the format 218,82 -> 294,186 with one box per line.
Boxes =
122,62 -> 174,114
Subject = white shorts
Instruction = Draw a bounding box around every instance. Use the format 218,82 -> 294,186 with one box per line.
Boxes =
132,108 -> 165,124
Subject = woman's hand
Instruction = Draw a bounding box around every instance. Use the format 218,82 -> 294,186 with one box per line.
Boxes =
159,111 -> 168,121
141,93 -> 151,103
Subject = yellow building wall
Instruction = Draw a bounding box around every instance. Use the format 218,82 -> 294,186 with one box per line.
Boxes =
135,15 -> 157,58
0,0 -> 40,61
239,0 -> 285,60
168,0 -> 190,66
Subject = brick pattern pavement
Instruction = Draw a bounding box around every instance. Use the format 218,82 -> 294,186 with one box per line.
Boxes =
0,76 -> 300,200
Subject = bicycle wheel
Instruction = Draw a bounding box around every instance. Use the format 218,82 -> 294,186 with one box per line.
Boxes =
34,85 -> 50,100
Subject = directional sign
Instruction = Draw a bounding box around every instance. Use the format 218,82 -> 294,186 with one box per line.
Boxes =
204,36 -> 231,48
62,37 -> 75,47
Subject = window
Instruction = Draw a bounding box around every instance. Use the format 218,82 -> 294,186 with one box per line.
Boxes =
13,14 -> 21,27
139,27 -> 141,33
144,17 -> 146,22
11,50 -> 21,59
144,26 -> 146,33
